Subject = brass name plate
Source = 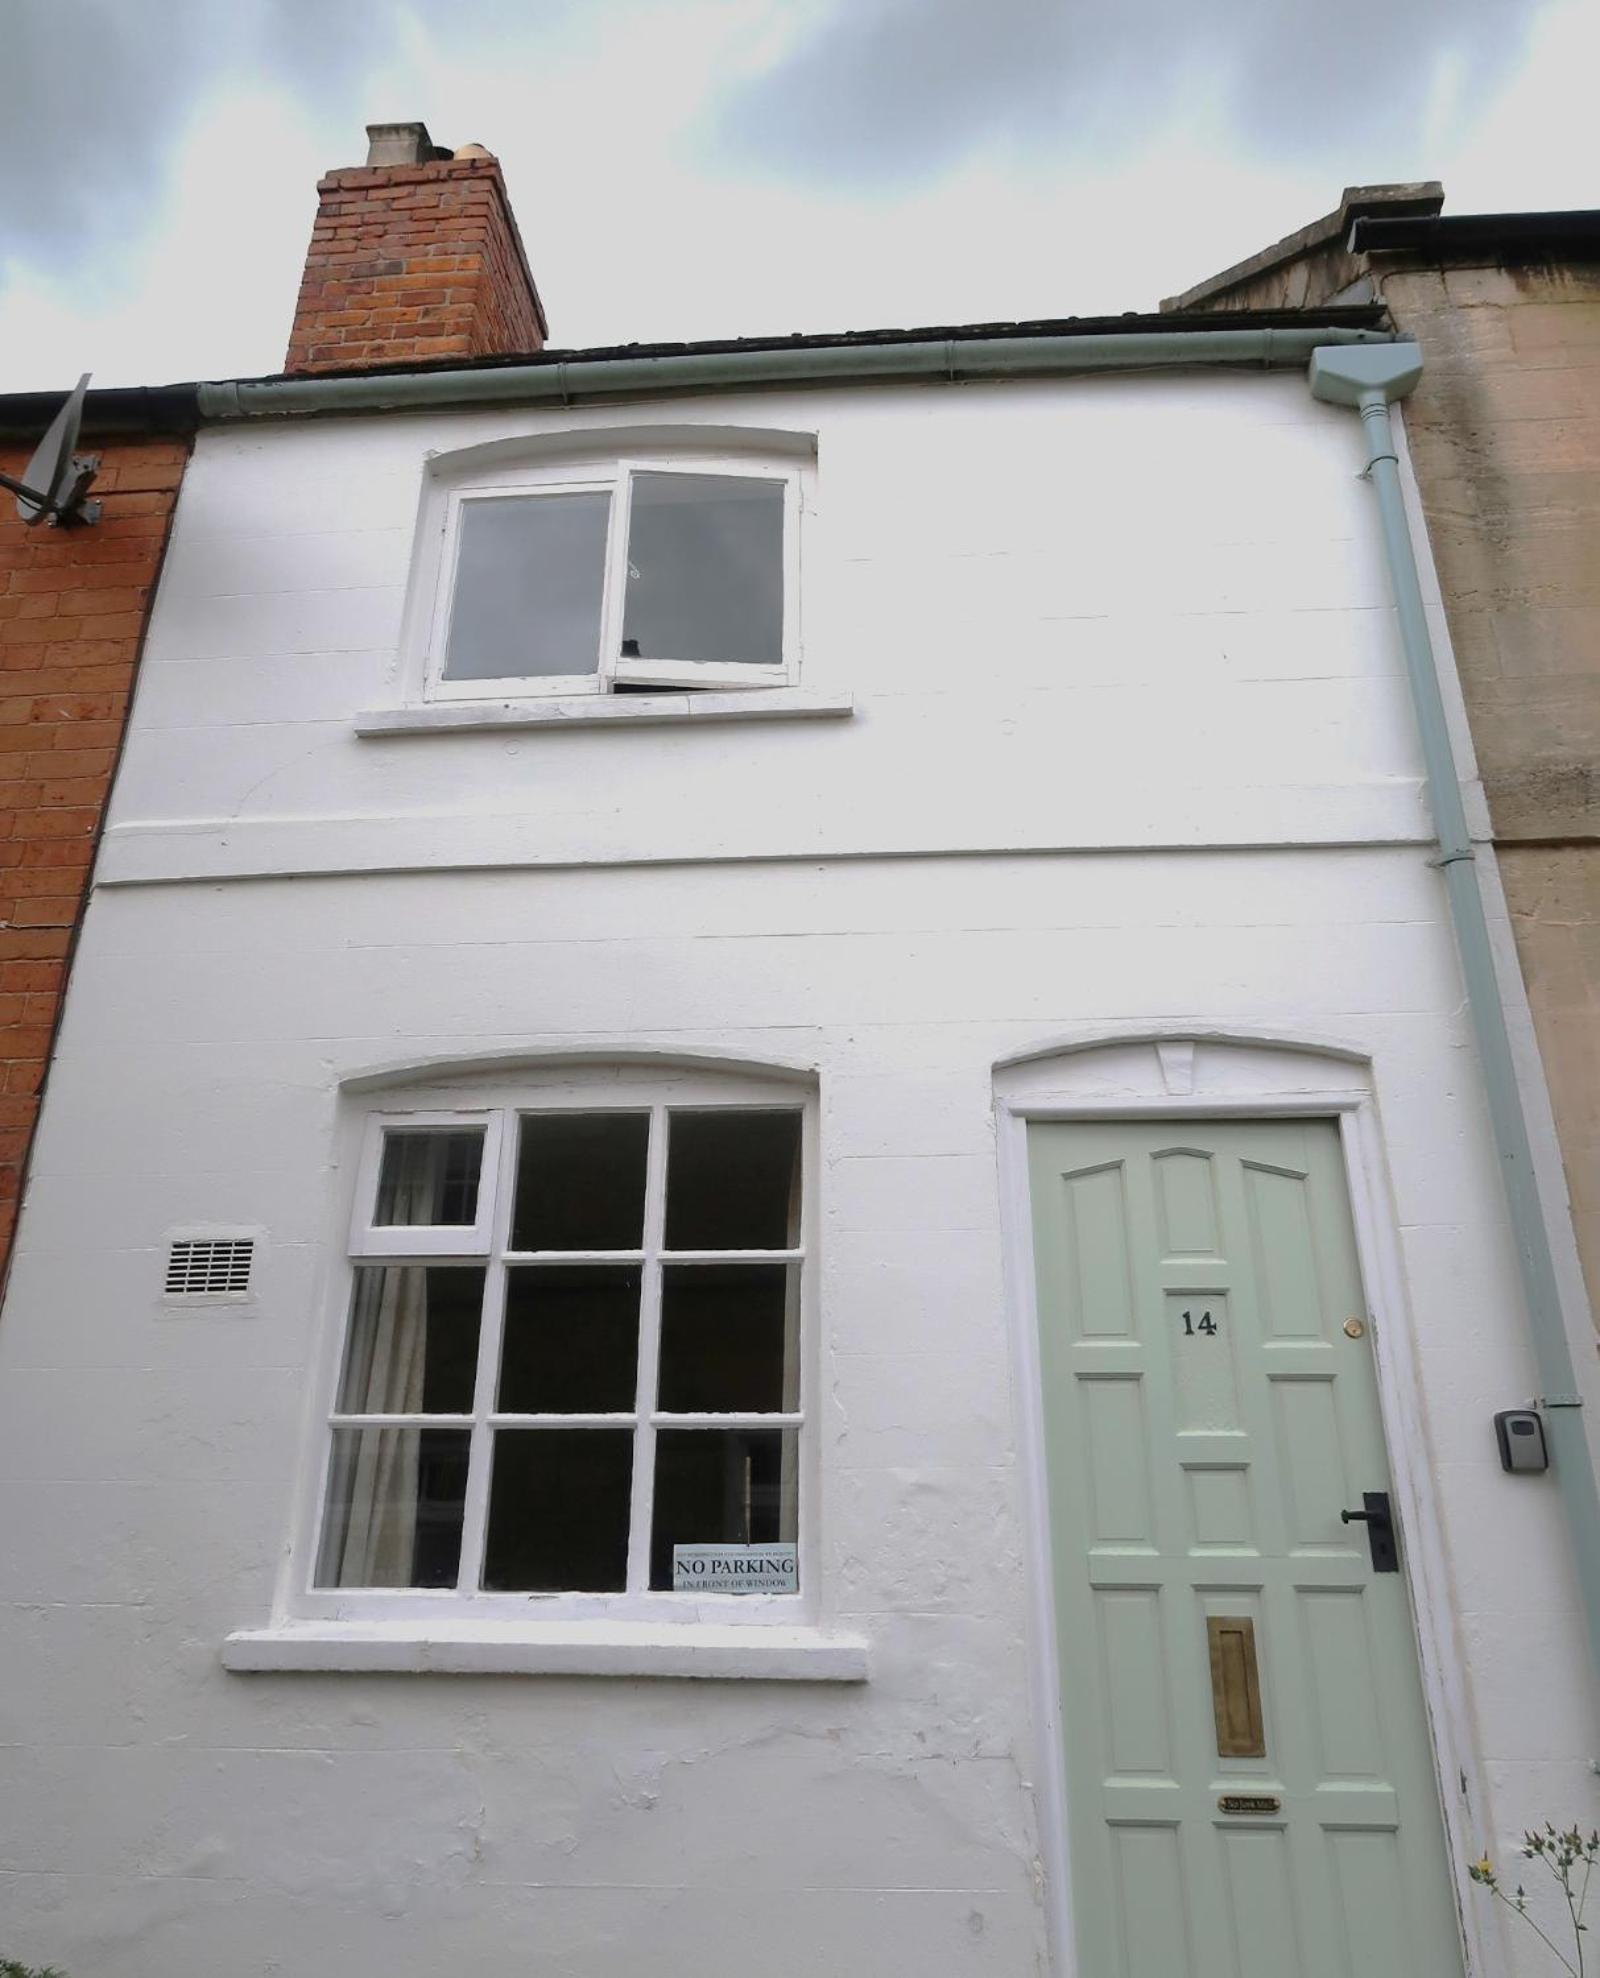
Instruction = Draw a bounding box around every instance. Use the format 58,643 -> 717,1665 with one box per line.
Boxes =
1207,1615 -> 1267,1759
1218,1794 -> 1282,1816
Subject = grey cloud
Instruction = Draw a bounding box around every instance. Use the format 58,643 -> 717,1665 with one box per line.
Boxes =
0,0 -> 391,270
708,0 -> 1539,185
0,0 -> 578,275
0,2 -> 201,261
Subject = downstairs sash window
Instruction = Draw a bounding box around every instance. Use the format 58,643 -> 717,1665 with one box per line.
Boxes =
315,1097 -> 806,1613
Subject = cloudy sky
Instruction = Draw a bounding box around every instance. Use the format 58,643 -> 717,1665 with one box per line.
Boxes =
0,0 -> 1595,393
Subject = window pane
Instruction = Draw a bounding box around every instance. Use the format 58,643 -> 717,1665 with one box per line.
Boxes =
337,1265 -> 484,1414
444,492 -> 610,681
650,1428 -> 798,1590
658,1263 -> 799,1413
621,473 -> 783,667
316,1426 -> 469,1587
512,1112 -> 650,1250
498,1265 -> 641,1412
482,1430 -> 633,1590
664,1110 -> 801,1250
373,1128 -> 484,1226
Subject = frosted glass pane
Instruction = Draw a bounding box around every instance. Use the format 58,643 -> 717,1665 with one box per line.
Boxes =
444,492 -> 609,680
621,474 -> 783,666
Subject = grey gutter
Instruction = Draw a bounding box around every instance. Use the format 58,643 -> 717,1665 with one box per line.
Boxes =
196,324 -> 1394,420
1310,343 -> 1600,1692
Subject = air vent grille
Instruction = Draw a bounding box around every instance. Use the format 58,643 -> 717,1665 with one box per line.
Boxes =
165,1236 -> 255,1297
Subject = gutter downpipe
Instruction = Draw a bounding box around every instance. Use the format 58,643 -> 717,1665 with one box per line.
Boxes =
1310,343 -> 1600,1687
195,324 -> 1391,420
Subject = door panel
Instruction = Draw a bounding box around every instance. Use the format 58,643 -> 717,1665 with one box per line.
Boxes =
1028,1118 -> 1463,1978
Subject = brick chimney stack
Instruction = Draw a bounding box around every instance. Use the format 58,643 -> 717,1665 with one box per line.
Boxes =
285,122 -> 548,374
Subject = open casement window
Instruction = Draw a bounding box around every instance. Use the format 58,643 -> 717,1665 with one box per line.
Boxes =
314,1091 -> 808,1619
429,459 -> 800,700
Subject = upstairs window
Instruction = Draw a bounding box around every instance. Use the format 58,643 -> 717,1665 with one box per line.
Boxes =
429,460 -> 798,700
312,1089 -> 808,1616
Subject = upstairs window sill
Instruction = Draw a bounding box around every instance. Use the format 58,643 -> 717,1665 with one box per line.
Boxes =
354,689 -> 854,739
223,1620 -> 870,1681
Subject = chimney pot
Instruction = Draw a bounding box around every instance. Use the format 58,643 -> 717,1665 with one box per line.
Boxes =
364,120 -> 445,167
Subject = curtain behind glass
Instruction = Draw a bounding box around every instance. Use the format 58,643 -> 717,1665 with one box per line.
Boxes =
324,1271 -> 429,1585
325,1137 -> 438,1585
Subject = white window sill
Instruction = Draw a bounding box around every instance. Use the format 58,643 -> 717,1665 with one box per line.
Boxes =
354,688 -> 854,738
222,1620 -> 870,1681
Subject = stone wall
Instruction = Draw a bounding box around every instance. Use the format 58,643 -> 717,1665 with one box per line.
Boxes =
1172,216 -> 1600,1325
1385,258 -> 1600,1312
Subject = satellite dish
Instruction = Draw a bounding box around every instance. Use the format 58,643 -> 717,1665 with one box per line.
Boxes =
0,374 -> 102,528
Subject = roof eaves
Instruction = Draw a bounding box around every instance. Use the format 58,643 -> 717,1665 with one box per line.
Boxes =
221,304 -> 1391,394
1160,184 -> 1443,313
0,305 -> 1393,435
0,381 -> 201,444
1350,210 -> 1600,260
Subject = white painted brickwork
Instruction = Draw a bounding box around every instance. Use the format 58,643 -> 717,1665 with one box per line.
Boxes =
0,373 -> 1590,1976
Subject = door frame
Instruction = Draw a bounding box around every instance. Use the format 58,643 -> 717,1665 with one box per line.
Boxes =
993,1028 -> 1498,1978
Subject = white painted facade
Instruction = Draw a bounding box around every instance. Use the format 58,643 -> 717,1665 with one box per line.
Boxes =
1,369 -> 1594,1976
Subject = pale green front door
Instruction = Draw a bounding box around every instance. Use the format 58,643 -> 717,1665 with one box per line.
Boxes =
1027,1118 -> 1464,1978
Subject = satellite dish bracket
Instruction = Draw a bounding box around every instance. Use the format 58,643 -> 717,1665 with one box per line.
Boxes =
0,459 -> 101,528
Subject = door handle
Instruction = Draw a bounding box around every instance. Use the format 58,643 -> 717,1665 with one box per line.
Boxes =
1340,1490 -> 1399,1572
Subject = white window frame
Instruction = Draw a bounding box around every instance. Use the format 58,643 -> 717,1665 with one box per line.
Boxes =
298,1070 -> 817,1629
348,1108 -> 504,1257
422,455 -> 803,703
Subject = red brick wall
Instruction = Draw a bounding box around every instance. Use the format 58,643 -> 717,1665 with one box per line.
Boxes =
286,154 -> 547,373
0,436 -> 188,1276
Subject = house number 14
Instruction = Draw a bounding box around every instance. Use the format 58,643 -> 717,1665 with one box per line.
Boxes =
1182,1309 -> 1218,1337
